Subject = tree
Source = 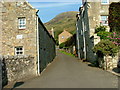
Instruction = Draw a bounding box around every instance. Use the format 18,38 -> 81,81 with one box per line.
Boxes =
109,2 -> 120,33
93,40 -> 118,57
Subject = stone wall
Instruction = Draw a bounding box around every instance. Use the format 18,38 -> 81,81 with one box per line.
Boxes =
1,1 -> 56,83
2,2 -> 38,75
2,55 -> 36,84
77,3 -> 97,62
76,17 -> 84,59
38,19 -> 56,72
103,55 -> 119,70
76,1 -> 111,62
97,53 -> 119,70
2,2 -> 38,56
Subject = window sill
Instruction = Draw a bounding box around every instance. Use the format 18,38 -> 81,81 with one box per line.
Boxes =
101,3 -> 109,5
102,24 -> 108,26
18,28 -> 26,30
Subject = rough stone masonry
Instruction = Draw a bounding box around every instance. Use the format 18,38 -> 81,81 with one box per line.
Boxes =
1,1 -> 56,86
2,55 -> 36,84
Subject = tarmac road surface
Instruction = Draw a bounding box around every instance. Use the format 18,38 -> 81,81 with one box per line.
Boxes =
15,51 -> 118,88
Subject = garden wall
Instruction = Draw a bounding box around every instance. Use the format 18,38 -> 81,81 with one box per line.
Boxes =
1,55 -> 37,85
103,55 -> 119,70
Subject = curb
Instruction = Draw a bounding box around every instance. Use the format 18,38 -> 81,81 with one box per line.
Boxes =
107,70 -> 120,77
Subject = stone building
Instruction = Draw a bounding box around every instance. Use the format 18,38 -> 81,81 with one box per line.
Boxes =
1,0 -> 56,82
76,0 -> 119,62
59,30 -> 72,44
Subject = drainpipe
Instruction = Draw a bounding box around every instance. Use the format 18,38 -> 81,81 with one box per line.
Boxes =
82,19 -> 86,60
76,23 -> 80,59
36,15 -> 40,75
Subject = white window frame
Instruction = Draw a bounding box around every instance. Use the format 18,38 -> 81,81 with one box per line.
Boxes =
18,17 -> 26,29
101,0 -> 109,4
15,46 -> 24,55
100,15 -> 108,26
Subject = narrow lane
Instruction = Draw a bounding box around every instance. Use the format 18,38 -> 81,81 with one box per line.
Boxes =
16,51 -> 118,88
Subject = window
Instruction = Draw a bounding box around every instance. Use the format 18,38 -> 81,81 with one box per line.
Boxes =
100,16 -> 108,25
15,46 -> 24,55
101,0 -> 109,4
18,17 -> 26,29
62,36 -> 64,39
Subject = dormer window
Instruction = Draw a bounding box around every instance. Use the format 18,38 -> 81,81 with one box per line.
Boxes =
18,17 -> 26,29
101,0 -> 109,4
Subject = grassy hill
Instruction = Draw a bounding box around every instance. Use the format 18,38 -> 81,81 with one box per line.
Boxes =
44,11 -> 78,43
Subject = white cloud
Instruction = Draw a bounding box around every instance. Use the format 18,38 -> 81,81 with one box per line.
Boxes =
30,2 -> 79,8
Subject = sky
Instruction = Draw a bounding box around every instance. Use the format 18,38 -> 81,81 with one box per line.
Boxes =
28,0 -> 82,23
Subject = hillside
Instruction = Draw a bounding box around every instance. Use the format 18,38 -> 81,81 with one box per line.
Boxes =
44,11 -> 78,42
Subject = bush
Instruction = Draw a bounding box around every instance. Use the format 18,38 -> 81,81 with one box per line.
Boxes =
59,43 -> 65,49
95,25 -> 107,33
97,31 -> 112,40
93,40 -> 119,56
108,32 -> 120,46
55,40 -> 59,46
59,34 -> 76,49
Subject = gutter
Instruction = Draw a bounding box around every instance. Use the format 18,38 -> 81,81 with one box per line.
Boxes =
36,15 -> 40,75
76,23 -> 81,59
82,13 -> 86,60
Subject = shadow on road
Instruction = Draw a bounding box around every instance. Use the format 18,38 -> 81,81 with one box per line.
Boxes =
11,82 -> 24,89
112,67 -> 120,73
88,63 -> 99,67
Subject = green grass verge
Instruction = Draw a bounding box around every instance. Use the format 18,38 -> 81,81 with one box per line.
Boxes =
59,50 -> 75,57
